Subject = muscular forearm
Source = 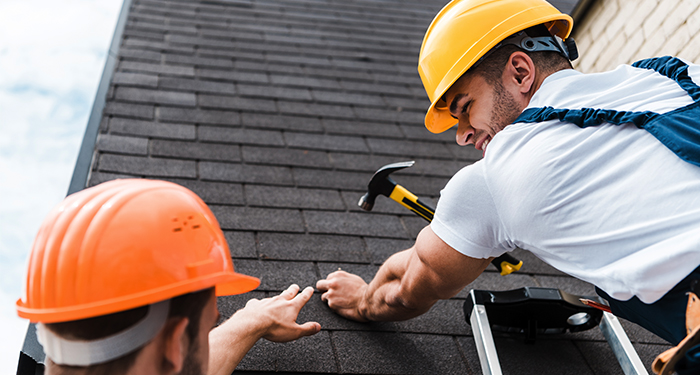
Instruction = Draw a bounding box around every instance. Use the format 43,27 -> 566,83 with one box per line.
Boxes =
359,249 -> 440,321
318,226 -> 489,323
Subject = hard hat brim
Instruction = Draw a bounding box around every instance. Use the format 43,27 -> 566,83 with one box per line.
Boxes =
215,271 -> 261,296
425,102 -> 459,134
17,271 -> 261,323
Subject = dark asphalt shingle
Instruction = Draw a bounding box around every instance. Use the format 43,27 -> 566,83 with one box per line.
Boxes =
198,126 -> 285,147
224,231 -> 258,259
110,118 -> 196,140
199,161 -> 294,185
98,154 -> 197,177
104,101 -> 154,119
241,113 -> 324,132
158,77 -> 237,95
86,0 -> 670,374
245,185 -> 345,210
257,233 -> 370,263
158,106 -> 240,125
150,139 -> 241,162
333,332 -> 470,375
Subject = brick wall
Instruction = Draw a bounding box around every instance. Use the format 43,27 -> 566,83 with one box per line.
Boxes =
572,0 -> 700,73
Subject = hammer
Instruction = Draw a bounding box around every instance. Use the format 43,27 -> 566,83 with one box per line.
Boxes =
358,161 -> 523,276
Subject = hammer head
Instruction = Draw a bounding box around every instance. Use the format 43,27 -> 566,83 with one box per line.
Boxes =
358,161 -> 415,211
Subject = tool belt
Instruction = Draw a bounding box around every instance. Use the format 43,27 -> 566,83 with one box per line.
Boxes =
653,281 -> 700,374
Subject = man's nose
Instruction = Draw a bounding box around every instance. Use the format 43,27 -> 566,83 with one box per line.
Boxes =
456,122 -> 474,146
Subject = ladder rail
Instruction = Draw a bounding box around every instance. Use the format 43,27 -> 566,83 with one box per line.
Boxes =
599,312 -> 649,375
470,303 -> 503,375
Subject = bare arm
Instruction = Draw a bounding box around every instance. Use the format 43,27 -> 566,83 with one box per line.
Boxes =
207,284 -> 321,375
316,226 -> 491,322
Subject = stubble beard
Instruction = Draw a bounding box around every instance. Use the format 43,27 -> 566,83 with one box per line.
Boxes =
178,339 -> 204,375
489,79 -> 522,135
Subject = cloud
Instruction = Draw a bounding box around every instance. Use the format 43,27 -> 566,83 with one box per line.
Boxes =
0,0 -> 123,372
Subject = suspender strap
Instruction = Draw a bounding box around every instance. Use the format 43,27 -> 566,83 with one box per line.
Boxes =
515,106 -> 657,129
633,56 -> 700,102
514,57 -> 700,167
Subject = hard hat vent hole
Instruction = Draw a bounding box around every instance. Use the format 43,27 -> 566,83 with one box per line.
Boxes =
172,215 -> 200,232
566,312 -> 590,326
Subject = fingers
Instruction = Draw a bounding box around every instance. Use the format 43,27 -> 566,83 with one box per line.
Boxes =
297,321 -> 321,337
291,286 -> 314,306
281,284 -> 300,299
316,270 -> 343,291
316,279 -> 329,291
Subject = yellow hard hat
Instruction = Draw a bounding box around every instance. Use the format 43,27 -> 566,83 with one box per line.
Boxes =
418,0 -> 573,133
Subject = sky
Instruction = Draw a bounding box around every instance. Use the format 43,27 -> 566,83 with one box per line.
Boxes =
0,0 -> 123,372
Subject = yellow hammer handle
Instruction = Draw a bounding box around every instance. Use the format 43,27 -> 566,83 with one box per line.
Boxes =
389,185 -> 434,222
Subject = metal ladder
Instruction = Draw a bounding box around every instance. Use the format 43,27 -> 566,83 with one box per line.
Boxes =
465,288 -> 648,375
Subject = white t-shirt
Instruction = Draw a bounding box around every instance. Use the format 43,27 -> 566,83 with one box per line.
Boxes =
432,64 -> 700,304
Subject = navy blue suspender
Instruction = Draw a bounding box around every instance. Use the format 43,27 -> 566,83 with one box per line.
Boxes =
514,56 -> 700,167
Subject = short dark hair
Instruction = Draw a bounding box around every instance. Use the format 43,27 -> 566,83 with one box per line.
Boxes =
45,288 -> 214,375
471,25 -> 572,85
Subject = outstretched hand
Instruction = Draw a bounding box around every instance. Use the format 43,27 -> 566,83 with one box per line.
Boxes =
208,284 -> 320,375
234,284 -> 321,342
316,270 -> 370,322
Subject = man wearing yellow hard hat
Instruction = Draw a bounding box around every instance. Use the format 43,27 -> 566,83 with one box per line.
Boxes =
318,0 -> 700,369
16,179 -> 320,375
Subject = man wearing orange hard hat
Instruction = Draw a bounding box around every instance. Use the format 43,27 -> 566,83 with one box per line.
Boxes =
17,179 -> 320,375
318,0 -> 700,372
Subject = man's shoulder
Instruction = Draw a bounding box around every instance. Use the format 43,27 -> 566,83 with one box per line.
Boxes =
529,61 -> 694,116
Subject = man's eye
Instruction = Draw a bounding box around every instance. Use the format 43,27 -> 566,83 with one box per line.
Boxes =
461,100 -> 471,114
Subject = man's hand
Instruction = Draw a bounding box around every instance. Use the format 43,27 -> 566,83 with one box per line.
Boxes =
316,270 -> 370,322
208,284 -> 320,375
315,227 -> 492,324
234,284 -> 321,342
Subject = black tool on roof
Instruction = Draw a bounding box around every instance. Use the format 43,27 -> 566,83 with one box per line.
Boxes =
464,287 -> 604,343
465,287 -> 649,375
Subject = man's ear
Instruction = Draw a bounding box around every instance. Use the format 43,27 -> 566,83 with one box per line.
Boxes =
162,317 -> 190,374
504,51 -> 536,94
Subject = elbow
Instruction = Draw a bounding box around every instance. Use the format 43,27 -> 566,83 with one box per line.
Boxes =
385,284 -> 434,316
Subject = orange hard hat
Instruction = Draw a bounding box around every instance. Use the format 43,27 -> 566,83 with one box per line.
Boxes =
16,179 -> 260,323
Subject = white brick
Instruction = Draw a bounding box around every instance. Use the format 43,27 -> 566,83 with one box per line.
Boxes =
590,0 -> 619,38
595,31 -> 628,71
578,34 -> 610,73
658,24 -> 692,57
678,33 -> 700,63
606,1 -> 638,40
686,5 -> 700,35
574,32 -> 594,58
584,0 -> 607,25
625,0 -> 661,37
617,31 -> 645,65
643,0 -> 675,39
681,0 -> 700,20
634,25 -> 667,61
661,1 -> 694,37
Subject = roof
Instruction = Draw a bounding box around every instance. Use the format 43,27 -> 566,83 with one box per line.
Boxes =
21,0 -> 670,374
